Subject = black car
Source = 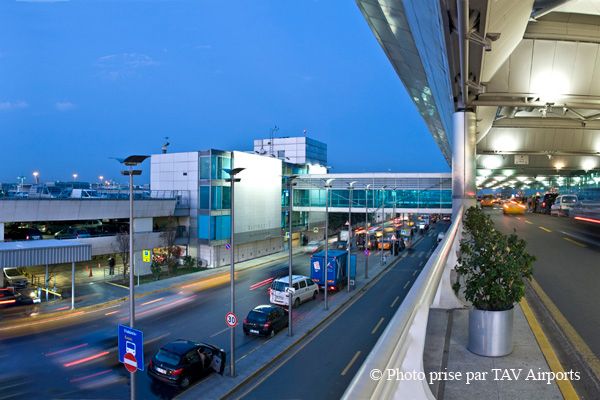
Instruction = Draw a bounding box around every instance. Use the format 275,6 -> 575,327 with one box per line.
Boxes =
54,227 -> 91,239
243,305 -> 288,337
538,193 -> 559,214
148,340 -> 225,388
5,227 -> 43,241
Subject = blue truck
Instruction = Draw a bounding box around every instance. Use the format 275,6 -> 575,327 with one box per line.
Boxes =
310,249 -> 356,291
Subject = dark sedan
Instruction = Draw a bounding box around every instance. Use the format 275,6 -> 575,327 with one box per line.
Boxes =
5,227 -> 43,241
243,304 -> 288,338
54,227 -> 91,239
147,340 -> 225,388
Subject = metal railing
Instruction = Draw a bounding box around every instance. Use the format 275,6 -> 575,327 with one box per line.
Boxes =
342,206 -> 463,400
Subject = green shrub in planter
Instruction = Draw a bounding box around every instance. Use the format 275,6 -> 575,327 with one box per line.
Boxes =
453,206 -> 535,356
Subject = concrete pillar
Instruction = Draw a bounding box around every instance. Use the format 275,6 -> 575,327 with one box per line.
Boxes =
452,111 -> 477,217
0,222 -> 4,242
71,261 -> 75,310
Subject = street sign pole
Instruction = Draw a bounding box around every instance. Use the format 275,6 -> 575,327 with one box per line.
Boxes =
128,168 -> 135,400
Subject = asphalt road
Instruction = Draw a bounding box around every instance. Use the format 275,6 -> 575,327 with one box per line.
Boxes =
488,209 -> 600,359
0,253 -> 316,400
231,223 -> 448,400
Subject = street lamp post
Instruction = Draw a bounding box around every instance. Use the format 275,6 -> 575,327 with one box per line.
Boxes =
347,181 -> 357,292
287,175 -> 298,336
117,155 -> 149,400
365,184 -> 372,279
224,167 -> 245,378
380,186 -> 387,266
324,178 -> 334,310
32,171 -> 39,184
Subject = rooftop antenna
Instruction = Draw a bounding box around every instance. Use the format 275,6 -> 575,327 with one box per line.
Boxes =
162,136 -> 170,154
270,125 -> 279,156
303,129 -> 307,137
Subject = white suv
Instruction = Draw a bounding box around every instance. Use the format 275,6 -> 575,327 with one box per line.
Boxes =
269,275 -> 319,308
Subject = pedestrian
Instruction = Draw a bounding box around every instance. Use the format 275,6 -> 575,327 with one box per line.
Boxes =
108,256 -> 115,275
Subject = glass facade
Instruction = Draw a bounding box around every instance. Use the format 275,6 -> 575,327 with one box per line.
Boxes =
198,215 -> 231,241
292,189 -> 451,209
198,150 -> 233,242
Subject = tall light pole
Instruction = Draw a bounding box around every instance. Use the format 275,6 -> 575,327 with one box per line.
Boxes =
224,167 -> 245,378
365,184 -> 372,279
99,175 -> 104,188
72,173 -> 78,181
32,171 -> 39,184
287,175 -> 298,336
380,186 -> 387,266
347,181 -> 357,292
117,155 -> 149,400
324,178 -> 334,310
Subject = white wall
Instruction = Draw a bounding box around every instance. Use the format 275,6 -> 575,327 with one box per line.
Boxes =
134,217 -> 153,233
232,151 -> 282,236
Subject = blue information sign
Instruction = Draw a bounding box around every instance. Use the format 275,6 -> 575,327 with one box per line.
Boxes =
118,324 -> 144,371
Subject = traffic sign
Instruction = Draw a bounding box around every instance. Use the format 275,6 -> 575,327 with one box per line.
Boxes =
225,312 -> 238,327
142,249 -> 151,263
391,234 -> 397,241
364,249 -> 370,256
225,243 -> 231,250
118,324 -> 144,372
124,352 -> 137,373
313,227 -> 319,233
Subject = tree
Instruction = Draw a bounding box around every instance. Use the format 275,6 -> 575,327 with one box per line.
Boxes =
115,232 -> 130,280
160,225 -> 179,276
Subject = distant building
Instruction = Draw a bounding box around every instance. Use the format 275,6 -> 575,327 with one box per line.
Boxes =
151,150 -> 283,268
253,136 -> 327,166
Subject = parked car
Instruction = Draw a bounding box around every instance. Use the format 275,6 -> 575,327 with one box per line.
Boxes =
537,193 -> 559,214
304,240 -> 323,254
5,227 -> 43,241
551,194 -> 578,216
333,240 -> 348,250
54,227 -> 92,239
269,275 -> 319,308
3,268 -> 29,288
480,195 -> 495,207
243,305 -> 288,337
147,340 -> 225,388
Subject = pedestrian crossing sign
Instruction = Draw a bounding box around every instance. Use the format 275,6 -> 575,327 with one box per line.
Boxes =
142,249 -> 151,263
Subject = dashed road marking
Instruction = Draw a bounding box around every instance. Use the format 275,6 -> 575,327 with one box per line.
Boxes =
539,226 -> 552,233
403,281 -> 410,290
390,296 -> 400,308
371,317 -> 385,335
524,220 -> 533,225
341,351 -> 362,376
563,237 -> 586,248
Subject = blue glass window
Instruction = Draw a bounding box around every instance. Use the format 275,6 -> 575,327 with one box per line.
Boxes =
199,186 -> 210,209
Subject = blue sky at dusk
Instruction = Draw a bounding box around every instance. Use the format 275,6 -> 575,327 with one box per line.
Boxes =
0,0 -> 449,184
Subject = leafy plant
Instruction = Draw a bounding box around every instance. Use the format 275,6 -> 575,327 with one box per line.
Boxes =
453,206 -> 535,311
150,261 -> 162,281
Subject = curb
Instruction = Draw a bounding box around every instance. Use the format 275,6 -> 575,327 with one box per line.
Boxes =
209,249 -> 412,400
0,250 -> 304,333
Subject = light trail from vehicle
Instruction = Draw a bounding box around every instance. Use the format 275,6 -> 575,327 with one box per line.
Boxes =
63,351 -> 110,368
45,343 -> 89,357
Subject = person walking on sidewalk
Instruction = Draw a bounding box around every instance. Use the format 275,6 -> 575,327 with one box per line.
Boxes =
108,256 -> 115,275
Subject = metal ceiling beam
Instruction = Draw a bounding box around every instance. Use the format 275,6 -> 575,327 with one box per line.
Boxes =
492,117 -> 600,129
478,150 -> 600,156
526,13 -> 600,43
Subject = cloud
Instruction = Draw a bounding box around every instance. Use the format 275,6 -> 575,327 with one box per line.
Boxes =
0,100 -> 28,111
55,101 -> 75,111
95,52 -> 158,79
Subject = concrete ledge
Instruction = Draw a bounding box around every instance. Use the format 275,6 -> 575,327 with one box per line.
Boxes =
425,304 -> 568,400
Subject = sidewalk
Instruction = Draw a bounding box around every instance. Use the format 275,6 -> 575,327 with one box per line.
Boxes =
424,303 -> 566,400
0,248 -> 305,323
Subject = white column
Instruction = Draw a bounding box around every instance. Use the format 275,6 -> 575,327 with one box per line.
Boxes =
0,222 -> 4,242
71,261 -> 75,310
452,111 -> 477,217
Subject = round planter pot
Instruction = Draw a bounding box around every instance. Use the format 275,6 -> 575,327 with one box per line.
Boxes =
468,307 -> 514,357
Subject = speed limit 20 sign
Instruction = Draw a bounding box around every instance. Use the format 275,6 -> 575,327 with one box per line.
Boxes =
225,312 -> 238,327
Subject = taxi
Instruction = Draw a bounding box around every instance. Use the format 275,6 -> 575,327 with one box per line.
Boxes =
502,200 -> 526,215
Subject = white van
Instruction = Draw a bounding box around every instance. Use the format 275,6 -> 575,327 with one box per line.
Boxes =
269,275 -> 319,308
550,194 -> 578,216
